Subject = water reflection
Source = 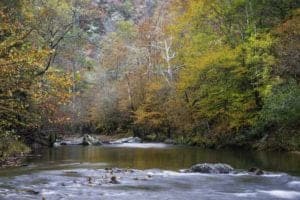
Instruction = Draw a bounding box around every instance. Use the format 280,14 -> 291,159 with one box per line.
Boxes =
25,145 -> 300,176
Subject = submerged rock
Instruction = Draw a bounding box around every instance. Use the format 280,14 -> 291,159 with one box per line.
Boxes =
164,139 -> 175,144
88,176 -> 93,184
109,176 -> 120,184
189,163 -> 234,174
60,142 -> 68,146
248,167 -> 264,175
23,189 -> 39,195
110,137 -> 142,144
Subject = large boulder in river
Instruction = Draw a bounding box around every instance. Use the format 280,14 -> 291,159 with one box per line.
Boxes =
82,134 -> 102,146
110,137 -> 142,144
190,163 -> 234,174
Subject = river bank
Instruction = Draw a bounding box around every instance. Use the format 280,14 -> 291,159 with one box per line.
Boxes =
0,155 -> 26,169
1,132 -> 299,169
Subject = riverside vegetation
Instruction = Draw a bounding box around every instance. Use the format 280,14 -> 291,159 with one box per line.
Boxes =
0,0 -> 300,164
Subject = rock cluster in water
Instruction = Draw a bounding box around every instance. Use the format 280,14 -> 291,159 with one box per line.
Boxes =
54,135 -> 142,146
181,163 -> 265,176
109,137 -> 142,144
82,134 -> 102,146
186,163 -> 234,174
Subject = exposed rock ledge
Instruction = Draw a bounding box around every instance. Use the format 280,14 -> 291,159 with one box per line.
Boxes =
54,134 -> 102,146
183,163 -> 234,174
109,137 -> 142,144
53,135 -> 142,146
181,163 -> 265,175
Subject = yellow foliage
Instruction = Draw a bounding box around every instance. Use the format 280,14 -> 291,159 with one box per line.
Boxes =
177,46 -> 239,91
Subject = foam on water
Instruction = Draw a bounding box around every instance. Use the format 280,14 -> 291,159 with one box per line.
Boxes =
1,170 -> 300,200
288,181 -> 300,186
258,190 -> 300,199
262,174 -> 285,177
108,143 -> 171,148
233,192 -> 257,198
288,181 -> 300,189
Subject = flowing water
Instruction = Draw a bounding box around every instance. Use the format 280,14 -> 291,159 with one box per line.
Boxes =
0,143 -> 300,200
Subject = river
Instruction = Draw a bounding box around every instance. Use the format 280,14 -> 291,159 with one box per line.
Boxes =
0,143 -> 300,199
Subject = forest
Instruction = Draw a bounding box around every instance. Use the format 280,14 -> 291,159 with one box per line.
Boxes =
0,0 -> 300,162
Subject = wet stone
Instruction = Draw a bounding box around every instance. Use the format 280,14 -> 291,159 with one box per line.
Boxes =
248,167 -> 264,175
110,176 -> 120,184
190,163 -> 234,174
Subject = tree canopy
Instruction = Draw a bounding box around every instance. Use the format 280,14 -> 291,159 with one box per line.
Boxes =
0,0 -> 299,158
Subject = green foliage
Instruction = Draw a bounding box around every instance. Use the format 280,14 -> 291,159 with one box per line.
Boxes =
115,0 -> 134,19
260,81 -> 300,127
175,32 -> 276,138
162,0 -> 299,149
111,0 -> 299,150
116,20 -> 137,41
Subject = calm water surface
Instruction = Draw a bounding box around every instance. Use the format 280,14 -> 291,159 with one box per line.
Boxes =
0,144 -> 300,200
16,144 -> 300,175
